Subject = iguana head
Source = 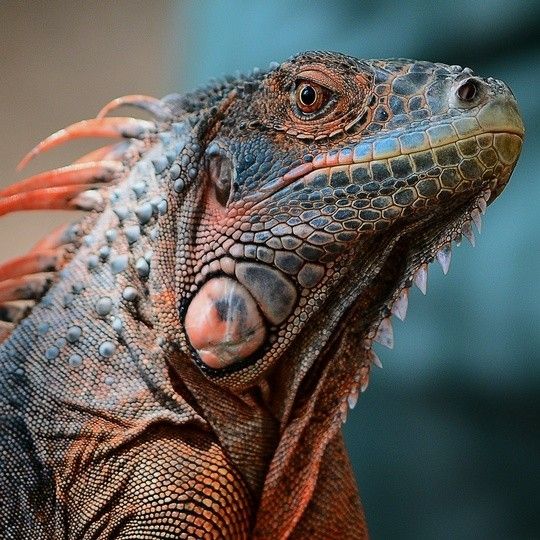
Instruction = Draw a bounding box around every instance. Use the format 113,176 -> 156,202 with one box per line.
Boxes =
4,51 -> 523,415
169,51 -> 523,401
0,51 -> 523,531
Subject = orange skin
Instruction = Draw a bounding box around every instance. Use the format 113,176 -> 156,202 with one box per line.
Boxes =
184,276 -> 266,368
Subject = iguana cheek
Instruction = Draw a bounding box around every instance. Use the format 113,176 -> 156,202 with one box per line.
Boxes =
184,277 -> 266,369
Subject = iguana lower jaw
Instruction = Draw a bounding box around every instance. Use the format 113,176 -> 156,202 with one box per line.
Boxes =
357,93 -> 523,359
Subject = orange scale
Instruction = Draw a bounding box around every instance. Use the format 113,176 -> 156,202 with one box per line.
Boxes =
184,276 -> 266,370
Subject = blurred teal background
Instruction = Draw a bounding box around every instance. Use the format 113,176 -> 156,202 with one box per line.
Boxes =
0,1 -> 537,538
173,2 -> 539,538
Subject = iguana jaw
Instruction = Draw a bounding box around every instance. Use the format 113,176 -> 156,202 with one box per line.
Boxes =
340,175 -> 519,416
295,181 -> 508,423
356,103 -> 524,374
363,187 -> 493,354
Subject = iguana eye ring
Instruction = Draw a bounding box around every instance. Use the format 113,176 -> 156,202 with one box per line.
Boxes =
295,81 -> 329,114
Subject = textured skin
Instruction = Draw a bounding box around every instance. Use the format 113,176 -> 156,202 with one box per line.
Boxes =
0,52 -> 523,538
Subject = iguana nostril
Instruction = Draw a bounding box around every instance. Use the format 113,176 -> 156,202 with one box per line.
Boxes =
457,79 -> 479,102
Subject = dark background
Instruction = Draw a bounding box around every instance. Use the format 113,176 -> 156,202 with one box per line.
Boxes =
1,2 -> 538,538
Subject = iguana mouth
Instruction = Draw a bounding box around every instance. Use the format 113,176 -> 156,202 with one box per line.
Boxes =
258,129 -> 522,199
250,126 -> 523,210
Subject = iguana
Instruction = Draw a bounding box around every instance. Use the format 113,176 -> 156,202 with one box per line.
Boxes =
0,52 -> 523,539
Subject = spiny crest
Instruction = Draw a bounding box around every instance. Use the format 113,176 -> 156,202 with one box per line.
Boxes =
166,66 -> 269,116
0,95 -> 171,343
0,61 -> 279,346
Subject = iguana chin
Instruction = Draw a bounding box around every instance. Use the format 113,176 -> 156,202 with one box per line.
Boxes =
0,52 -> 523,538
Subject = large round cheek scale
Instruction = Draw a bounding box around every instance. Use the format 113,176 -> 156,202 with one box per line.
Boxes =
184,276 -> 266,369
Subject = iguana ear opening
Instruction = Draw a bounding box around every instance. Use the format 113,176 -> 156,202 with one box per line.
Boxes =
205,143 -> 236,207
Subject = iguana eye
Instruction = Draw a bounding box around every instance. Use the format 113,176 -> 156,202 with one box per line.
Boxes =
294,81 -> 330,115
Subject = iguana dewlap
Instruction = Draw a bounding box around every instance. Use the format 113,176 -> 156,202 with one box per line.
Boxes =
0,52 -> 523,539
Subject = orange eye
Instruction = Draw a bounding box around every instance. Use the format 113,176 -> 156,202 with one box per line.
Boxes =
295,81 -> 328,114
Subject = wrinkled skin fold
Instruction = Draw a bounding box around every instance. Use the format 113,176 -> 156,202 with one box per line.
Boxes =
0,52 -> 523,538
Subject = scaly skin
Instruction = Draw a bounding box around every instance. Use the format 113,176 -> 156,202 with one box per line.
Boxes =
0,52 -> 523,538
